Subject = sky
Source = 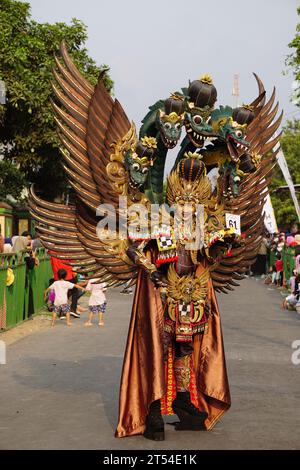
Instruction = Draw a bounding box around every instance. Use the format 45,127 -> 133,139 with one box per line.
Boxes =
26,0 -> 299,171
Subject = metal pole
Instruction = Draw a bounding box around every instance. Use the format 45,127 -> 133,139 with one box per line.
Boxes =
0,81 -> 6,105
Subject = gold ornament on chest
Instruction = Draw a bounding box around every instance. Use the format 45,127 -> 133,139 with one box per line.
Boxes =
166,264 -> 209,323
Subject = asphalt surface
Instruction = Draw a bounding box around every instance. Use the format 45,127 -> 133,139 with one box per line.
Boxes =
0,277 -> 300,450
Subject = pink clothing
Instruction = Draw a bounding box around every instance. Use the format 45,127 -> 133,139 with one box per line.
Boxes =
289,276 -> 296,293
86,279 -> 107,306
275,260 -> 283,272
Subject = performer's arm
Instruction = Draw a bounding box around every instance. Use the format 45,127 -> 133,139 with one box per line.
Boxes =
126,240 -> 167,287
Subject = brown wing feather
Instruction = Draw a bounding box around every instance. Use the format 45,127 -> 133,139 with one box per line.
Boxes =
29,187 -> 136,287
211,83 -> 281,292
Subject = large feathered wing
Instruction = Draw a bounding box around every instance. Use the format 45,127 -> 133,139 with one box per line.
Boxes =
210,83 -> 282,293
29,42 -> 138,286
29,187 -> 137,287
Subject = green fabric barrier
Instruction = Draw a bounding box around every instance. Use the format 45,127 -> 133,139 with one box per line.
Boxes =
0,249 -> 52,330
5,255 -> 26,327
269,250 -> 277,270
282,246 -> 295,283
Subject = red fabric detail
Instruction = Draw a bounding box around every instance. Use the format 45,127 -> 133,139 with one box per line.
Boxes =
160,348 -> 198,414
160,347 -> 176,415
275,260 -> 283,272
189,356 -> 199,408
50,256 -> 74,281
155,256 -> 178,268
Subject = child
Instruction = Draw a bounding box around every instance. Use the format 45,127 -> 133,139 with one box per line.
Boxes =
270,265 -> 277,285
85,278 -> 107,327
282,270 -> 300,310
45,278 -> 55,312
275,254 -> 283,287
44,268 -> 86,327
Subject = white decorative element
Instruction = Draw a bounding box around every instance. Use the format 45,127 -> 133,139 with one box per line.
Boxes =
225,213 -> 241,235
0,341 -> 6,365
0,81 -> 6,104
263,194 -> 278,234
207,167 -> 219,193
179,301 -> 191,317
276,142 -> 300,222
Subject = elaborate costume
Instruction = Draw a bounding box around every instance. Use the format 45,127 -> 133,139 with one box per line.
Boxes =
29,42 -> 282,440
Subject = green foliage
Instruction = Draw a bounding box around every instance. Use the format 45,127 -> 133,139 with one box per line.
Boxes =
0,159 -> 26,202
286,6 -> 300,105
270,120 -> 300,227
272,7 -> 300,227
0,0 -> 113,200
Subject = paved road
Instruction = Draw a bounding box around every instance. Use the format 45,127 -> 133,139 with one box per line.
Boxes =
0,278 -> 300,450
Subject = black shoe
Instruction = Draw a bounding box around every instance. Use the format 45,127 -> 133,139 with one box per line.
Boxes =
143,400 -> 165,441
70,311 -> 80,318
172,392 -> 207,431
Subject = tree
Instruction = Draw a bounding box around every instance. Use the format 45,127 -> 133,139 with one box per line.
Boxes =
0,0 -> 113,200
0,159 -> 25,202
286,6 -> 300,106
269,6 -> 300,228
270,120 -> 300,227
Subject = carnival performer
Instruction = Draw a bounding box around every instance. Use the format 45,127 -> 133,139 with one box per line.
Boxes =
30,42 -> 282,442
116,155 -> 232,440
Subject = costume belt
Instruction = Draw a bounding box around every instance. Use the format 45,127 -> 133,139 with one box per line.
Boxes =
164,264 -> 209,342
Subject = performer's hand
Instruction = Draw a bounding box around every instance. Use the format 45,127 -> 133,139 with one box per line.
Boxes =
150,271 -> 167,288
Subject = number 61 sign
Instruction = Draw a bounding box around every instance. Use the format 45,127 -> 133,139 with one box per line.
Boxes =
225,213 -> 241,235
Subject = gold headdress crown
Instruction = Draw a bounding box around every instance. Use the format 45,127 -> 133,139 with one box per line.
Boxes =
170,92 -> 185,101
161,111 -> 182,124
241,103 -> 254,111
199,74 -> 213,85
184,151 -> 203,160
140,136 -> 157,150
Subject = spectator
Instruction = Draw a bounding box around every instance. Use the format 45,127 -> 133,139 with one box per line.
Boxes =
282,269 -> 300,310
120,279 -> 133,295
84,279 -> 107,327
275,254 -> 283,287
286,222 -> 299,238
3,237 -> 12,253
50,255 -> 85,318
0,227 -> 4,253
44,268 -> 86,327
32,235 -> 42,252
12,231 -> 32,253
252,237 -> 268,276
296,252 -> 300,271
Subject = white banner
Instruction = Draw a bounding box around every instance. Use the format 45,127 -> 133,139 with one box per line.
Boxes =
277,148 -> 300,222
263,194 -> 278,234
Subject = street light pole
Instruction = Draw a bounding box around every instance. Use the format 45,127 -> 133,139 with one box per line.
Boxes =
0,81 -> 6,104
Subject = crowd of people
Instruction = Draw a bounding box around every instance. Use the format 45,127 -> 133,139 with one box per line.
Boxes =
0,229 -> 109,327
251,222 -> 300,314
45,256 -> 108,327
3,222 -> 300,324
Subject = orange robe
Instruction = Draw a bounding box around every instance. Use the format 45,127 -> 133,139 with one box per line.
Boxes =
115,262 -> 231,437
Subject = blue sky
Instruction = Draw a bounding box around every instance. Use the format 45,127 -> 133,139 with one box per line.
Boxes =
26,0 -> 299,171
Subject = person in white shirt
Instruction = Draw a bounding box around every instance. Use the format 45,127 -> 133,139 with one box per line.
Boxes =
85,278 -> 107,327
44,268 -> 86,327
